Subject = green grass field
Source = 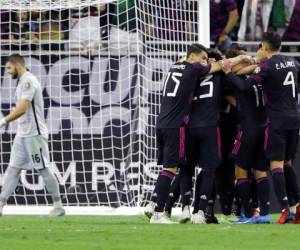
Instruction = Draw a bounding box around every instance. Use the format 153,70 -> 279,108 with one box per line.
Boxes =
0,215 -> 299,250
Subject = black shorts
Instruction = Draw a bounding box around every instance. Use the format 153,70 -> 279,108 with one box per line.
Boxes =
231,128 -> 268,171
265,127 -> 299,161
186,126 -> 222,169
156,127 -> 186,167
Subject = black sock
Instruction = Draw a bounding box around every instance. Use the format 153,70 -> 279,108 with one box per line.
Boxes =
256,177 -> 270,216
154,170 -> 175,212
198,170 -> 215,212
164,173 -> 181,214
225,187 -> 235,215
233,183 -> 242,216
271,168 -> 289,210
236,178 -> 252,218
215,167 -> 235,215
284,164 -> 300,203
206,185 -> 216,217
180,167 -> 194,208
250,178 -> 259,209
284,164 -> 297,206
193,171 -> 202,214
233,197 -> 242,217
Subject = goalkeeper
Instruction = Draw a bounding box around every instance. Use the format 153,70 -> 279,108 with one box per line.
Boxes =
0,54 -> 65,217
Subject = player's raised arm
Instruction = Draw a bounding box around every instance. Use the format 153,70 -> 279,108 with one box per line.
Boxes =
235,64 -> 257,75
235,45 -> 269,77
208,54 -> 253,74
220,49 -> 269,92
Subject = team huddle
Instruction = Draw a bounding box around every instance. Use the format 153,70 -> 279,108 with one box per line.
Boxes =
145,32 -> 300,224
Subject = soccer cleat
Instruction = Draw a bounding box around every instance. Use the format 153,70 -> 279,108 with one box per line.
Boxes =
150,212 -> 176,224
178,206 -> 191,224
48,207 -> 65,217
218,214 -> 239,224
205,214 -> 219,224
255,215 -> 271,224
231,216 -> 254,224
292,204 -> 300,224
144,201 -> 155,219
191,210 -> 206,224
276,208 -> 290,224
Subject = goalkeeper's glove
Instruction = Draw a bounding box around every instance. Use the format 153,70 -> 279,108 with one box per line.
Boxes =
0,118 -> 7,129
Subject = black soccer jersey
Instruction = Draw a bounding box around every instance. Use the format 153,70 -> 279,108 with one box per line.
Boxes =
225,74 -> 266,132
189,72 -> 223,128
156,61 -> 211,128
247,55 -> 300,129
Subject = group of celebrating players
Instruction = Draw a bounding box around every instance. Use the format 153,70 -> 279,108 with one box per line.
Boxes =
144,32 -> 300,224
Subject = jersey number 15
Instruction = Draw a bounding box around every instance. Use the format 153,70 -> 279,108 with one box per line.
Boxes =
162,72 -> 183,97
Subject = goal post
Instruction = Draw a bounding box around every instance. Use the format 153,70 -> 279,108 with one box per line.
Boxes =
0,0 -> 210,215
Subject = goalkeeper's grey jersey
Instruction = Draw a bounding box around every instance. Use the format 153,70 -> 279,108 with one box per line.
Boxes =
16,71 -> 48,137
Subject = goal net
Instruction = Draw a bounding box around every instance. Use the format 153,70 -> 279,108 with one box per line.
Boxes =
0,0 -> 209,214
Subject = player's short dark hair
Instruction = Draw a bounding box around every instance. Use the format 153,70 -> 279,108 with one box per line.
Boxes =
187,43 -> 208,58
261,32 -> 281,51
6,54 -> 25,66
225,48 -> 242,59
207,49 -> 223,61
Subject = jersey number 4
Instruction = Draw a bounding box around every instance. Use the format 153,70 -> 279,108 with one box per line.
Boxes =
162,72 -> 182,97
283,71 -> 296,98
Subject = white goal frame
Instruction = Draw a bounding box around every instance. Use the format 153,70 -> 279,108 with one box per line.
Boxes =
0,0 -> 209,215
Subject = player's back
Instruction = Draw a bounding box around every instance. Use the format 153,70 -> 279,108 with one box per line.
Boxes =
157,61 -> 210,128
259,55 -> 300,129
234,77 -> 266,132
16,71 -> 48,137
189,72 -> 223,128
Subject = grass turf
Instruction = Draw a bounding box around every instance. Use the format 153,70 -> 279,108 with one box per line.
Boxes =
0,215 -> 299,250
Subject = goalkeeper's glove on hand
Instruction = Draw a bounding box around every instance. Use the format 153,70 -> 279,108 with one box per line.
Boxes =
0,118 -> 7,129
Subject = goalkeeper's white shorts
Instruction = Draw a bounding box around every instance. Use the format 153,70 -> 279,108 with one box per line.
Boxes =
9,135 -> 50,170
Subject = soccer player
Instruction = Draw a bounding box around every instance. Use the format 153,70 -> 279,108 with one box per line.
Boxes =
187,49 -> 253,224
222,47 -> 271,224
215,47 -> 241,223
0,54 -> 65,217
187,51 -> 224,224
226,32 -> 300,224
